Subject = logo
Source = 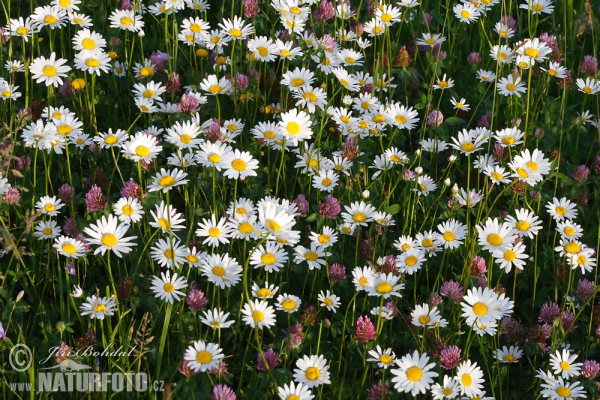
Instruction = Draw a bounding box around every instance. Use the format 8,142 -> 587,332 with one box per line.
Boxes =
9,344 -> 32,372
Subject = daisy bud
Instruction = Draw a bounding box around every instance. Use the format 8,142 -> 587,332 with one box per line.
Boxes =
444,178 -> 451,186
451,184 -> 459,194
414,149 -> 422,156
343,95 -> 353,106
362,190 -> 370,199
138,30 -> 145,38
414,166 -> 423,175
448,155 -> 457,162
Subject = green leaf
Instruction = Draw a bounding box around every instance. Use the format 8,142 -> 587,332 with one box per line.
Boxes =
386,204 -> 401,215
305,213 -> 318,222
444,117 -> 465,126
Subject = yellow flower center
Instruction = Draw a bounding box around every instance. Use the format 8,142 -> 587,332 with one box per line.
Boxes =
231,159 -> 247,171
212,266 -> 225,276
163,283 -> 174,293
256,288 -> 272,298
460,10 -> 471,18
122,205 -> 134,216
143,90 -> 155,98
472,302 -> 488,316
506,83 -> 517,91
376,282 -> 392,294
461,142 -> 476,152
487,233 -> 502,246
563,227 -> 575,236
252,310 -> 264,322
303,92 -> 317,102
406,366 -> 423,382
62,243 -> 77,254
101,234 -> 118,247
135,145 -> 150,157
120,17 -> 132,26
321,178 -> 332,187
560,361 -> 570,370
158,218 -> 169,229
209,85 -> 222,94
524,48 -> 539,58
443,232 -> 456,242
564,243 -> 581,254
282,299 -> 296,310
140,67 -> 154,77
187,255 -> 198,263
267,220 -> 281,231
380,355 -> 392,364
504,249 -> 516,262
405,255 -> 418,266
353,212 -> 367,223
158,176 -> 176,188
16,27 -> 28,35
517,168 -> 529,178
290,78 -> 305,87
208,227 -> 220,237
262,253 -> 276,265
419,315 -> 430,325
461,373 -> 472,386
256,46 -> 269,57
43,65 -> 58,77
229,28 -> 242,37
305,251 -> 318,261
556,387 -> 571,397
438,81 -> 449,88
526,161 -> 538,171
286,122 -> 301,135
306,367 -> 320,381
491,172 -> 504,181
503,354 -> 515,362
196,351 -> 212,364
238,222 -> 254,234
208,154 -> 221,163
92,303 -> 107,313
44,204 -> 56,212
164,249 -> 174,259
44,15 -> 58,25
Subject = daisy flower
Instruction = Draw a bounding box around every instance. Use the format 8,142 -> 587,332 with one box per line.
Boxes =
74,50 -> 111,76
454,3 -> 480,23
113,197 -> 144,224
450,129 -> 486,155
519,0 -> 554,15
53,236 -> 86,258
455,360 -> 484,398
7,17 -> 39,42
484,165 -> 511,185
293,355 -> 331,389
29,53 -> 71,87
546,197 -> 577,222
277,39 -> 303,61
147,168 -> 189,193
96,131 -> 127,150
201,253 -> 242,289
495,346 -> 523,363
0,84 -> 21,101
294,243 -> 330,270
80,295 -> 117,320
251,282 -> 279,300
477,69 -> 497,82
431,376 -> 461,400
416,32 -> 445,47
219,16 -> 254,40
494,127 -> 525,147
31,5 -> 68,30
281,67 -> 315,91
318,290 -> 340,312
437,219 -> 467,249
505,208 -> 543,238
35,220 -> 61,240
250,242 -> 288,272
365,273 -> 404,298
277,382 -> 314,400
221,149 -> 259,180
121,132 -> 162,163
35,195 -> 65,216
200,308 -> 235,329
150,238 -> 189,269
433,74 -> 454,90
450,97 -> 470,111
278,109 -> 313,145
184,341 -> 224,372
227,197 -> 256,220
541,61 -> 567,78
132,81 -> 166,103
149,201 -> 186,232
150,271 -> 188,303
493,242 -> 528,273
411,303 -> 447,328
476,218 -> 515,252
83,214 -> 137,258
352,266 -> 375,291
248,36 -> 278,62
549,349 -> 582,379
312,170 -> 339,193
556,220 -> 583,240
497,75 -> 527,97
576,77 -> 599,95
391,351 -> 439,396
540,377 -> 587,400
196,141 -> 232,170
396,248 -> 426,274
200,74 -> 232,95
461,287 -> 505,328
109,9 -> 144,32
241,299 -> 276,330
275,294 -> 301,313
494,22 -> 515,38
308,227 -> 338,248
293,86 -> 327,113
341,201 -> 376,226
5,60 -> 25,73
366,346 -> 396,369
196,214 -> 231,248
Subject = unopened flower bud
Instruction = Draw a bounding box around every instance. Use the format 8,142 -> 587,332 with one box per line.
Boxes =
56,321 -> 66,334
444,178 -> 451,186
451,184 -> 459,194
343,95 -> 352,106
414,166 -> 423,175
415,149 -> 422,156
362,190 -> 370,199
448,155 -> 457,162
